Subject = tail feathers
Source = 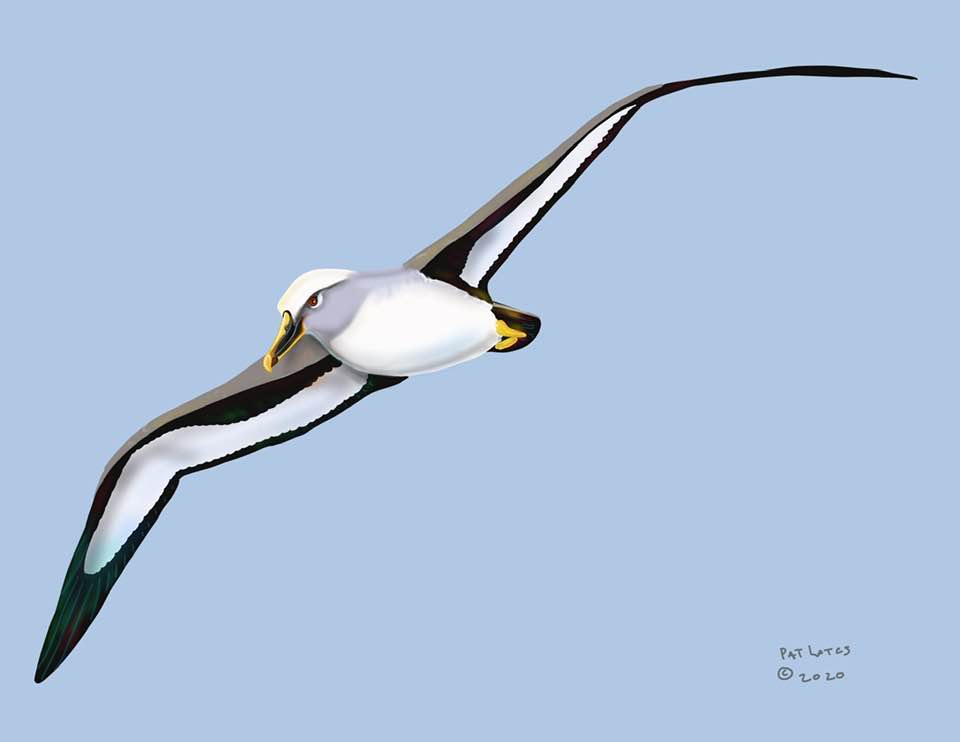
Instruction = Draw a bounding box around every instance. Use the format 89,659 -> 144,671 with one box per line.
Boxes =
490,303 -> 541,353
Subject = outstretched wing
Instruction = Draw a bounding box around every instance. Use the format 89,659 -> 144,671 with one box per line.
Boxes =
35,339 -> 403,682
406,65 -> 913,296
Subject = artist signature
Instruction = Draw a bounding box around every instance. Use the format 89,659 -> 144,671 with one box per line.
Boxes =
777,643 -> 852,684
780,644 -> 851,661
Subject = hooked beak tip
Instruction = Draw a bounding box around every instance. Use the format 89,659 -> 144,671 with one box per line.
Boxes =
263,310 -> 304,374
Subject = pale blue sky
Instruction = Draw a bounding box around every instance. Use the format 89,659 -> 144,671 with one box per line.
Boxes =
1,1 -> 955,739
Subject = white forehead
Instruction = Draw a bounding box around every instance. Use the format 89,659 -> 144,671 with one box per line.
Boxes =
277,269 -> 354,313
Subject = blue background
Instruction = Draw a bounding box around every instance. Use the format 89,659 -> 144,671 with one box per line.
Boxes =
1,2 -> 954,739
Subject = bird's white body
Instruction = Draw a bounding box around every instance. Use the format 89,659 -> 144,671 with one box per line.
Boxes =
307,269 -> 501,376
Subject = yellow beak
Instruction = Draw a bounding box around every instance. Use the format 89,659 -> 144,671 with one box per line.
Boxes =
263,311 -> 306,373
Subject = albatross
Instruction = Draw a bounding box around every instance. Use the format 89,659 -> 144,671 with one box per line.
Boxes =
35,65 -> 914,682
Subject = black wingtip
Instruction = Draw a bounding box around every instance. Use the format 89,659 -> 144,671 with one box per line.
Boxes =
674,65 -> 918,90
770,65 -> 916,81
33,538 -> 111,685
875,69 -> 917,81
34,643 -> 73,683
34,607 -> 85,684
34,629 -> 63,683
34,588 -> 100,684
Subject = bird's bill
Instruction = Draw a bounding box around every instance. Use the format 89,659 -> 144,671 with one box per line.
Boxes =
263,310 -> 306,373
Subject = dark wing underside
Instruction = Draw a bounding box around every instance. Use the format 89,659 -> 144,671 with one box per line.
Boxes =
406,65 -> 914,298
35,340 -> 403,682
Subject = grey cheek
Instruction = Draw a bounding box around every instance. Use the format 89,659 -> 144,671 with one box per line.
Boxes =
303,311 -> 326,339
312,290 -> 364,340
304,304 -> 347,342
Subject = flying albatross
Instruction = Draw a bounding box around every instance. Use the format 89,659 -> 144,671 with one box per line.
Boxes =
35,65 -> 914,682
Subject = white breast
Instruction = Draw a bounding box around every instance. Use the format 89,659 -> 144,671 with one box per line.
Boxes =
327,275 -> 498,376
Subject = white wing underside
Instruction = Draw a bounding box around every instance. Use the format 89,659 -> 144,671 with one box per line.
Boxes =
85,363 -> 368,573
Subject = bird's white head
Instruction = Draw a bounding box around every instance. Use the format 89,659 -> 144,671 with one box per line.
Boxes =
263,268 -> 354,372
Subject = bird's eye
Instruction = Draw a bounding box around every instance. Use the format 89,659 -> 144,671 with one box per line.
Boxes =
307,294 -> 320,308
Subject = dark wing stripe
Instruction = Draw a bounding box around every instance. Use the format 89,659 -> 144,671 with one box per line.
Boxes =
98,336 -> 330,477
406,65 -> 914,295
35,352 -> 404,682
